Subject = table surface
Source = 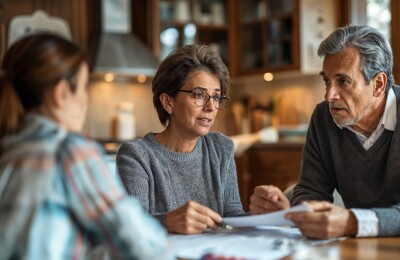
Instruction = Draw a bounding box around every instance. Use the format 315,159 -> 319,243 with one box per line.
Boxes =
284,237 -> 400,259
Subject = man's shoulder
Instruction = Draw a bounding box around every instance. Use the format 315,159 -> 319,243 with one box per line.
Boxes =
311,100 -> 330,119
391,84 -> 400,97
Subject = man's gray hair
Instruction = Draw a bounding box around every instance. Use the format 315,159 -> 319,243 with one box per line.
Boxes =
318,25 -> 394,92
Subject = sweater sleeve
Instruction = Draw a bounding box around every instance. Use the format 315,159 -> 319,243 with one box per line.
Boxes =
213,133 -> 245,217
223,142 -> 245,216
116,142 -> 168,227
292,104 -> 336,206
372,204 -> 400,236
116,142 -> 151,211
60,136 -> 167,259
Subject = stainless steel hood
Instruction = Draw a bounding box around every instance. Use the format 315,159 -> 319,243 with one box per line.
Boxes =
93,0 -> 159,77
93,33 -> 159,77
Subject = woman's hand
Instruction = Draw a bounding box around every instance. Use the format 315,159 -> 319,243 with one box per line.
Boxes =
165,200 -> 222,234
249,185 -> 290,214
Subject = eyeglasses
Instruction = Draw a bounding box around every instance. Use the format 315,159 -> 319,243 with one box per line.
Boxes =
176,89 -> 230,110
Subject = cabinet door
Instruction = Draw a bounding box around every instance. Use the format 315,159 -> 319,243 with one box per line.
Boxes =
2,0 -> 98,52
238,0 -> 300,74
248,147 -> 302,193
157,0 -> 230,66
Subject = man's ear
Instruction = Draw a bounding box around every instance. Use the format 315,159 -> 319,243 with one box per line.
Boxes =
373,72 -> 387,97
52,79 -> 70,108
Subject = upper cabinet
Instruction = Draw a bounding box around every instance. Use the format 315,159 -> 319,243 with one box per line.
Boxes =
2,0 -> 100,64
238,0 -> 299,75
153,0 -> 337,77
154,0 -> 232,69
152,0 -> 301,76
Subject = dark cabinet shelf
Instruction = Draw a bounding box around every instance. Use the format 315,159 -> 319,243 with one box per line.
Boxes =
157,0 -> 231,67
154,0 -> 300,76
238,0 -> 299,74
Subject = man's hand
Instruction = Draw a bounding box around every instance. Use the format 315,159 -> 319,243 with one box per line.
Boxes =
165,200 -> 222,234
249,185 -> 290,214
285,201 -> 358,239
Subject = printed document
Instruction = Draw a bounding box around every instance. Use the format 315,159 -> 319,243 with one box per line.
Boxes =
223,203 -> 312,227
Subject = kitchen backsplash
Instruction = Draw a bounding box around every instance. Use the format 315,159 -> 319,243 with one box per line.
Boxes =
84,81 -> 163,139
84,74 -> 325,139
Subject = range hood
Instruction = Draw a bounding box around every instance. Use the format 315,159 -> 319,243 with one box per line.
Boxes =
93,0 -> 159,78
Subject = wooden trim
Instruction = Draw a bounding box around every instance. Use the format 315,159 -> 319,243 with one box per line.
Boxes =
392,0 -> 400,84
228,0 -> 239,76
337,0 -> 351,27
152,0 -> 160,58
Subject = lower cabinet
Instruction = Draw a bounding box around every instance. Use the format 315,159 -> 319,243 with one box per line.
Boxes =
236,141 -> 304,211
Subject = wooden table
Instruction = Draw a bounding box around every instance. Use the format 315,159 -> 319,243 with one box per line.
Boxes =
284,237 -> 400,259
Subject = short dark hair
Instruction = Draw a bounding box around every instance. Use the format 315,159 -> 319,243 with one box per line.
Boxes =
152,44 -> 230,127
318,25 -> 394,93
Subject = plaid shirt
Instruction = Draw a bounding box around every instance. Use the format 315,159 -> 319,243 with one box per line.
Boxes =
0,114 -> 168,259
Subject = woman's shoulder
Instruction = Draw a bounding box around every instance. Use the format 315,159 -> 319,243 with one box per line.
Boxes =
203,132 -> 234,148
117,133 -> 155,156
61,132 -> 105,155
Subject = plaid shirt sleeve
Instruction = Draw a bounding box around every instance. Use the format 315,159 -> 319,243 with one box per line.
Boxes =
59,134 -> 168,259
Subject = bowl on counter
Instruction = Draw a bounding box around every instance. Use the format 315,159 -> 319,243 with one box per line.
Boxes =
278,124 -> 308,142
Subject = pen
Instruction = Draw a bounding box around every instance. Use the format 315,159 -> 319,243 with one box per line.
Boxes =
217,221 -> 233,230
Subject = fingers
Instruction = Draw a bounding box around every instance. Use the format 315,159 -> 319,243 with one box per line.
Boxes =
306,200 -> 334,212
165,200 -> 222,234
285,202 -> 355,239
249,185 -> 289,214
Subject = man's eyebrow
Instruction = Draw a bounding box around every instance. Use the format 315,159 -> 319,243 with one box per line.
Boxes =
335,73 -> 351,79
319,72 -> 350,79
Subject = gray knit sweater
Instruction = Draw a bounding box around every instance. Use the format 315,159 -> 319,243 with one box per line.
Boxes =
292,85 -> 400,237
117,132 -> 244,226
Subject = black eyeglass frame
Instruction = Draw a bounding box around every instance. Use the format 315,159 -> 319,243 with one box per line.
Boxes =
176,89 -> 230,110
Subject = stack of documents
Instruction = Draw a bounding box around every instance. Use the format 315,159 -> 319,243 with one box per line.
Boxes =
168,204 -> 344,259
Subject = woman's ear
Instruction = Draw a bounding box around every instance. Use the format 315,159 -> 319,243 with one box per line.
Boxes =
160,93 -> 174,114
52,79 -> 70,108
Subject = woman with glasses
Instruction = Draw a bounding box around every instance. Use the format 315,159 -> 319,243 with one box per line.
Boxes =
0,33 -> 168,259
117,44 -> 245,234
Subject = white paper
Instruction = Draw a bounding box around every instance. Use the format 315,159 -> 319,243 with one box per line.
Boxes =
168,225 -> 345,260
223,203 -> 312,227
168,226 -> 298,260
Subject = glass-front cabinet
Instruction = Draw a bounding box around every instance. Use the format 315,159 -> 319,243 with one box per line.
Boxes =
154,0 -> 299,76
239,0 -> 299,74
157,0 -> 230,66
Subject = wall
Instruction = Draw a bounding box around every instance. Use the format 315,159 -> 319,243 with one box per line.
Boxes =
84,73 -> 326,139
228,73 -> 326,134
84,80 -> 164,139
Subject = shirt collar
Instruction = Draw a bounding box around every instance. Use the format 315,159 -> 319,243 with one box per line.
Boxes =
380,87 -> 396,131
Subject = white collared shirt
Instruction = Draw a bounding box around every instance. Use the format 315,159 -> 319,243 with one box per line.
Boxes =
335,88 -> 397,237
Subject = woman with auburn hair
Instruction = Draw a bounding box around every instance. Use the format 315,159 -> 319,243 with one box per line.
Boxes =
0,33 -> 168,259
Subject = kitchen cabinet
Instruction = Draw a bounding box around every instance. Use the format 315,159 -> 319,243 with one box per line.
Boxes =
153,0 -> 300,76
152,0 -> 341,77
238,0 -> 300,74
237,141 -> 303,211
0,0 -> 5,62
153,0 -> 234,71
2,0 -> 100,59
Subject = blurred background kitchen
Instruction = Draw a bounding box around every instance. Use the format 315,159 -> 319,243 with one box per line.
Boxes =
1,0 -> 399,210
